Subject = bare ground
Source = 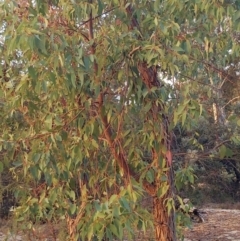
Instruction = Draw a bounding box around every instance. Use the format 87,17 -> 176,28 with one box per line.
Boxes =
183,208 -> 240,241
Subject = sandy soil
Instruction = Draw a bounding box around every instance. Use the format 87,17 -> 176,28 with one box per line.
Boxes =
184,208 -> 240,241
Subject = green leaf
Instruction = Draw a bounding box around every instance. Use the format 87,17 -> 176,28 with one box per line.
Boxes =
12,161 -> 23,167
237,119 -> 240,126
109,194 -> 117,204
29,165 -> 40,180
33,153 -> 41,163
119,197 -> 130,211
109,223 -> 119,237
28,66 -> 37,79
61,131 -> 68,141
71,71 -> 76,89
173,111 -> 178,126
113,206 -> 120,218
188,173 -> 194,184
225,147 -> 233,158
166,198 -> 174,215
184,40 -> 191,54
55,133 -> 62,141
181,110 -> 187,125
219,145 -> 227,159
0,162 -> 4,173
44,114 -> 53,130
146,169 -> 154,183
157,184 -> 169,198
97,0 -> 104,15
172,46 -> 184,53
106,227 -> 113,241
34,35 -> 48,55
87,224 -> 94,241
199,103 -> 203,116
70,203 -> 77,215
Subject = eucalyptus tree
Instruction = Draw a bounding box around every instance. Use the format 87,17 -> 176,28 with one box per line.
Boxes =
0,0 -> 240,241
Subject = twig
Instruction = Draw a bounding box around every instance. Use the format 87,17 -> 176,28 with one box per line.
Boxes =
223,96 -> 240,108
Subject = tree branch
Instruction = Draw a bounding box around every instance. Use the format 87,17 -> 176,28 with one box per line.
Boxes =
79,6 -> 119,27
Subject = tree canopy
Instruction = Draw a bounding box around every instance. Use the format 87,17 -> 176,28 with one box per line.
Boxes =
0,0 -> 240,240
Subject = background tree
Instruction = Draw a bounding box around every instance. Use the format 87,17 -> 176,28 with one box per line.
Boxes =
0,0 -> 240,241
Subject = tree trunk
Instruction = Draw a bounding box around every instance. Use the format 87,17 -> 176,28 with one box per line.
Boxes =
153,196 -> 176,241
209,77 -> 227,125
123,4 -> 177,240
151,163 -> 176,241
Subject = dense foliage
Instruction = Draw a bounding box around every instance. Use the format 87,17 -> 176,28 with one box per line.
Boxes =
0,0 -> 240,240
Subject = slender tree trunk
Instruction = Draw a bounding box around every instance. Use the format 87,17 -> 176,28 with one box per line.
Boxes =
151,163 -> 176,241
124,4 -> 177,238
209,77 -> 227,125
153,196 -> 176,241
209,77 -> 218,124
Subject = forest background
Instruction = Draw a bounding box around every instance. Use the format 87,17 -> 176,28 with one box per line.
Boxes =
0,0 -> 240,240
